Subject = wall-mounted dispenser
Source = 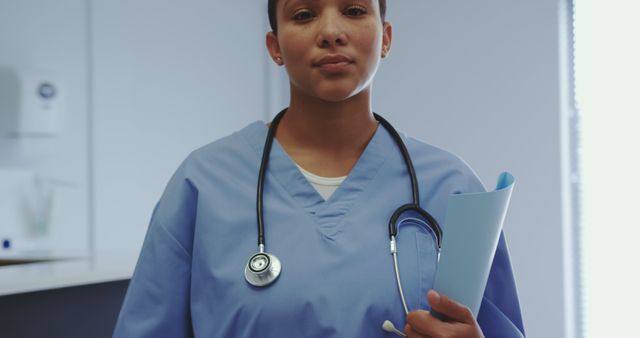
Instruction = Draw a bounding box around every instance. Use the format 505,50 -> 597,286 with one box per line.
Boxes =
0,66 -> 63,137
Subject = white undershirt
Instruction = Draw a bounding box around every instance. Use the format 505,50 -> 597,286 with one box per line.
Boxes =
296,164 -> 347,200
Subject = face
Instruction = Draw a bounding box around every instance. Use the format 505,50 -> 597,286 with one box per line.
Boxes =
266,0 -> 392,103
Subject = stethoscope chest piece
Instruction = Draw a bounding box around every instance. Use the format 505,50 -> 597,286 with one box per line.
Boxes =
244,252 -> 282,287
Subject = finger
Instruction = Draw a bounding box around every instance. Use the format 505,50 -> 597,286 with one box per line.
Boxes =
404,323 -> 430,338
427,290 -> 475,324
405,310 -> 445,336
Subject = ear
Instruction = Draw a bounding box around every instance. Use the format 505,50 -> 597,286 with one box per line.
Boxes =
266,32 -> 284,66
381,21 -> 393,58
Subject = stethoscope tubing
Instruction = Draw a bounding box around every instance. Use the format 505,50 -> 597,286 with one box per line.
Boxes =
255,109 -> 286,249
248,109 -> 443,335
373,113 -> 420,205
255,109 -> 443,248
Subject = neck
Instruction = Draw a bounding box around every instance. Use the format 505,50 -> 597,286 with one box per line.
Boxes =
274,87 -> 378,177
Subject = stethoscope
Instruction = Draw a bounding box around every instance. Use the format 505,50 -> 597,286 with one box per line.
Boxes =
244,108 -> 443,337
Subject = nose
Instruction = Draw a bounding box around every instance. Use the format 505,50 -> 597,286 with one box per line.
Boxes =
316,12 -> 348,48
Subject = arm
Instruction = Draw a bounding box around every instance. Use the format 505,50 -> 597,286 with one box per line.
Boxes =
113,166 -> 197,338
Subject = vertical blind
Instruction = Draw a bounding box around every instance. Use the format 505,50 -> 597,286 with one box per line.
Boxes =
574,1 -> 640,337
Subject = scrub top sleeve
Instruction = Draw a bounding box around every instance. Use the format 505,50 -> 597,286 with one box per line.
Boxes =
477,232 -> 526,337
113,164 -> 197,338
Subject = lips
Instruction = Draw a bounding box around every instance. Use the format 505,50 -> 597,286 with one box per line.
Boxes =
315,54 -> 353,66
314,54 -> 354,73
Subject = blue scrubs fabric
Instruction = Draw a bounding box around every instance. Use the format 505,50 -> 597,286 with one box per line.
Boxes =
113,121 -> 525,338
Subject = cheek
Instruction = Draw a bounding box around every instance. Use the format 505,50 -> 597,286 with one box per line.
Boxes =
358,38 -> 383,74
278,31 -> 309,62
355,25 -> 383,59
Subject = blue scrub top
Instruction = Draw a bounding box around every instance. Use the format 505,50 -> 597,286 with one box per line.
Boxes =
113,121 -> 525,337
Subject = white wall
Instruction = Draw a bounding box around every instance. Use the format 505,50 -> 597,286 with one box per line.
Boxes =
0,0 -> 90,253
91,1 -> 271,253
373,1 -> 569,337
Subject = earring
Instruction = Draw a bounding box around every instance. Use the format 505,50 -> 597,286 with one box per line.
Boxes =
276,56 -> 283,64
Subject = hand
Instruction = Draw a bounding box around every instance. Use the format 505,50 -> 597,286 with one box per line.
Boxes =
404,290 -> 484,338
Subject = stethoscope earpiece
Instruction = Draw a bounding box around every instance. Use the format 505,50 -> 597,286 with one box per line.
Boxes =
382,320 -> 407,337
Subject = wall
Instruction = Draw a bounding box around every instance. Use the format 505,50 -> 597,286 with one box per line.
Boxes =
90,1 -> 271,253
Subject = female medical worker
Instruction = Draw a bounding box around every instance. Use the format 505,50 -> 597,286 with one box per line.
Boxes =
114,1 -> 525,337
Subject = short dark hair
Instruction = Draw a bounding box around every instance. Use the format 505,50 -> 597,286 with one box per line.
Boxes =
268,0 -> 387,34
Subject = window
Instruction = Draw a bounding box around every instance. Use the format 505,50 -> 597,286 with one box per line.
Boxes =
574,1 -> 640,337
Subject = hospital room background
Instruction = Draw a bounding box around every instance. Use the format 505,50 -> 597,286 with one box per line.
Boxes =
1,1 -> 638,337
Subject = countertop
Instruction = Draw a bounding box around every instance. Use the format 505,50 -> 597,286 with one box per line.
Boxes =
0,250 -> 138,296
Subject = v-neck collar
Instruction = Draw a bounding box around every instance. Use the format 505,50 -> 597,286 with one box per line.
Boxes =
242,121 -> 393,237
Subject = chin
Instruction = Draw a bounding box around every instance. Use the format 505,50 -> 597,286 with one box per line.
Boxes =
316,91 -> 356,103
313,82 -> 364,103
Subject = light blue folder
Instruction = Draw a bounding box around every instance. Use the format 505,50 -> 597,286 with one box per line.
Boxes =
432,172 -> 515,317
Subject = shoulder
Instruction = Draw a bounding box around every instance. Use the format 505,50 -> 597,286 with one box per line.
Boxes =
403,134 -> 486,195
151,121 -> 265,241
157,120 -> 265,208
175,121 -> 266,183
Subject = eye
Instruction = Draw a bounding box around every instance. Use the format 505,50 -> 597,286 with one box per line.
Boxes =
344,5 -> 367,17
292,9 -> 314,22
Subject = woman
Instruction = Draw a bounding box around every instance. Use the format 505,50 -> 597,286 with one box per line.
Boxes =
114,1 -> 525,337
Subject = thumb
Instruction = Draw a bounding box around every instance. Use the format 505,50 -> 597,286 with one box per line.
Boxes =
427,290 -> 475,324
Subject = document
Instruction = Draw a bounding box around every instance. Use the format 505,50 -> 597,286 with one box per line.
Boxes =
432,172 -> 515,318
